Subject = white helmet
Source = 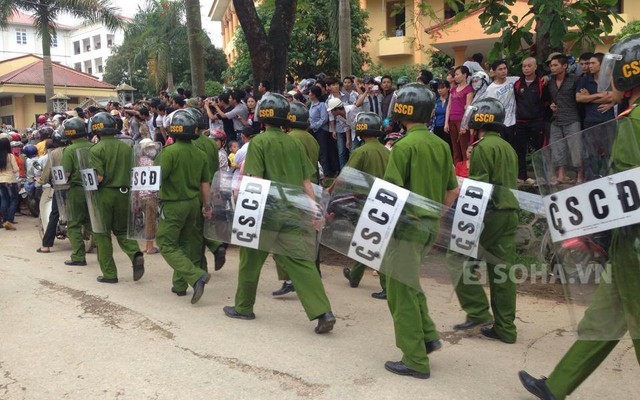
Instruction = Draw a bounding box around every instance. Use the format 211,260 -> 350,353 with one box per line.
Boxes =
471,71 -> 490,91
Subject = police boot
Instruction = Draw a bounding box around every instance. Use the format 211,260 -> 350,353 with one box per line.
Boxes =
272,281 -> 295,296
518,371 -> 556,400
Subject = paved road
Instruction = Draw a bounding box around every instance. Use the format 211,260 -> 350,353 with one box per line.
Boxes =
0,216 -> 637,399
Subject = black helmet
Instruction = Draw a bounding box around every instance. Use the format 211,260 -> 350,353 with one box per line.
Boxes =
428,78 -> 443,92
355,112 -> 383,137
390,83 -> 435,123
168,109 -> 198,140
600,33 -> 640,92
62,117 -> 88,139
38,126 -> 54,139
52,128 -> 70,147
256,93 -> 290,127
183,107 -> 205,131
463,97 -> 506,131
287,101 -> 309,129
90,112 -> 120,135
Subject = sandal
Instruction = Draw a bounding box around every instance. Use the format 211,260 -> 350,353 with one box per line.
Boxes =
36,248 -> 50,253
146,247 -> 160,254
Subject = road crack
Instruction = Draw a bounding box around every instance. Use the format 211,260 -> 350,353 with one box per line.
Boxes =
176,346 -> 328,397
38,280 -> 175,340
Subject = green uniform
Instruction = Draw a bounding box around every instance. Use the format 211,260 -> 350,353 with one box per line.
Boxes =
89,136 -> 141,279
275,128 -> 321,281
156,140 -> 212,291
193,134 -> 221,266
383,125 -> 457,374
61,139 -> 93,262
449,131 -> 519,342
545,108 -> 640,399
346,139 -> 390,290
235,127 -> 331,320
289,128 -> 319,184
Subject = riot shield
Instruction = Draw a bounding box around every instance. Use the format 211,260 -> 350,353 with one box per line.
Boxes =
532,117 -> 640,340
127,142 -> 162,240
47,148 -> 69,222
76,147 -> 105,233
321,167 -> 450,293
204,171 -> 321,261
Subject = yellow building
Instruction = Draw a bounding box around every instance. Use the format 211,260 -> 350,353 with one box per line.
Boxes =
0,54 -> 116,130
208,0 -> 247,64
364,0 -> 638,68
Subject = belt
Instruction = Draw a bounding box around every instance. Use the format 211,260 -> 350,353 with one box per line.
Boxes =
104,186 -> 130,194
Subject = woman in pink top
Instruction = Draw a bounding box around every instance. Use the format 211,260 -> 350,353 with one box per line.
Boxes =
444,65 -> 474,163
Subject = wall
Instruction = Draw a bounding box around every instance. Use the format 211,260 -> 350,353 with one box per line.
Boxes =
0,25 -> 72,65
68,24 -> 125,80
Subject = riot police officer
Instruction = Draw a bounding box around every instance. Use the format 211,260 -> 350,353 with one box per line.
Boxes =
155,110 -> 212,304
340,112 -> 390,299
222,93 -> 336,334
519,33 -> 640,400
60,117 -> 93,266
450,98 -> 519,343
383,83 -> 458,379
89,112 -> 144,283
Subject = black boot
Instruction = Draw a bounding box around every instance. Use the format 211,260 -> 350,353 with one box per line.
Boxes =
272,281 -> 295,296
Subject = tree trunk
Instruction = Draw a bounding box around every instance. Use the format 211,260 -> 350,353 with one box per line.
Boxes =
185,0 -> 206,96
167,72 -> 175,93
41,24 -> 54,114
338,0 -> 352,79
534,15 -> 562,65
234,0 -> 297,93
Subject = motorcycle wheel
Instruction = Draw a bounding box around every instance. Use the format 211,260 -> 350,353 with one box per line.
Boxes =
27,196 -> 39,217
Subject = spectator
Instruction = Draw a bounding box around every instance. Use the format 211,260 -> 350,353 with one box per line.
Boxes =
238,96 -> 260,135
325,76 -> 352,105
432,80 -> 452,151
309,85 -> 338,177
417,69 -> 434,85
548,54 -> 583,184
481,59 -> 519,143
205,92 -> 235,144
327,98 -> 359,152
576,52 -> 616,181
445,65 -> 474,163
138,108 -> 152,141
355,76 -> 384,117
445,68 -> 456,88
0,137 -> 19,230
379,75 -> 395,118
514,57 -> 550,184
211,90 -> 249,146
463,53 -> 485,75
577,52 -> 594,78
342,76 -> 359,104
154,103 -> 167,144
258,80 -> 271,99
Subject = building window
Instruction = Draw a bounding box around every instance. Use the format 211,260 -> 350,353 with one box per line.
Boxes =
16,29 -> 27,45
611,0 -> 623,13
107,34 -> 115,48
74,41 -> 81,55
444,0 -> 465,20
386,1 -> 406,37
51,35 -> 58,47
0,97 -> 12,107
74,63 -> 82,71
35,95 -> 47,103
68,97 -> 79,104
1,116 -> 14,126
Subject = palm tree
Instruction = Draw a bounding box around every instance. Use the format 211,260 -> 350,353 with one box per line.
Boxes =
185,0 -> 205,96
0,0 -> 123,113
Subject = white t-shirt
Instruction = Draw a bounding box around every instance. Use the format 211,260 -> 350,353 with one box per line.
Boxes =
480,76 -> 519,127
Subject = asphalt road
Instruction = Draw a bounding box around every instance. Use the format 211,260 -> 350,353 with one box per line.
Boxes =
0,215 -> 637,399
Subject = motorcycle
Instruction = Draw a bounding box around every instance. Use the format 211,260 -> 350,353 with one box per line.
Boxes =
19,159 -> 42,217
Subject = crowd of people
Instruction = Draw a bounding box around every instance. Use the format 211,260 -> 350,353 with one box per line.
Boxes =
1,34 -> 639,400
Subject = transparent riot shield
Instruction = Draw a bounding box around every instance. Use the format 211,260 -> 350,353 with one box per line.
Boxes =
321,167 -> 451,293
47,148 -> 69,222
128,142 -> 162,240
204,171 -> 321,261
76,147 -> 105,233
532,117 -> 640,340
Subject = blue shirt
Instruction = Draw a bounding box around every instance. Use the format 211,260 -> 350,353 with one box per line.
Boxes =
576,74 -> 614,124
434,96 -> 448,127
309,101 -> 329,132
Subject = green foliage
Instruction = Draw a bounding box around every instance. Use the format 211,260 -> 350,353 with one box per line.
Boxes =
615,20 -> 640,43
204,81 -> 224,97
225,0 -> 370,87
428,50 -> 454,79
103,0 -> 227,97
465,0 -> 624,64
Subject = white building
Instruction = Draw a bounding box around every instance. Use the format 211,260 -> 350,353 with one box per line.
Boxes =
0,11 -> 74,66
0,11 -> 126,81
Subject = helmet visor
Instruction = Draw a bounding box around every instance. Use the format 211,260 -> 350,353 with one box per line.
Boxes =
461,105 -> 476,130
598,53 -> 622,92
